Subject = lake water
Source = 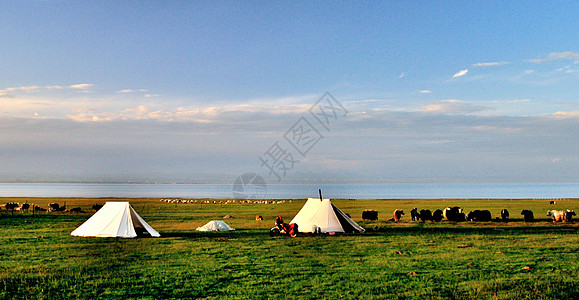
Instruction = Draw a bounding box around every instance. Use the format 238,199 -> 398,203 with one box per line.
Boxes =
0,182 -> 577,199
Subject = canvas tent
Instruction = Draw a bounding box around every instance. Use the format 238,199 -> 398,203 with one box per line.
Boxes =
290,198 -> 365,233
196,220 -> 235,231
71,202 -> 160,238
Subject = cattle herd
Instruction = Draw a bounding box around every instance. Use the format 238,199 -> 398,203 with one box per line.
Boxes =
363,206 -> 576,223
1,201 -> 576,224
0,202 -> 92,214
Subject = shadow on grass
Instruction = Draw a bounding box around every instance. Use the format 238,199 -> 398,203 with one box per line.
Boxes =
159,224 -> 578,239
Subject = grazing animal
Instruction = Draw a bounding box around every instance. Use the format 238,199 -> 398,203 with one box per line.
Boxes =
547,210 -> 566,222
69,207 -> 85,213
92,204 -> 103,211
15,203 -> 31,211
466,210 -> 492,222
500,209 -> 509,221
444,207 -> 465,222
362,210 -> 379,221
34,206 -> 47,212
48,203 -> 59,212
393,210 -> 404,222
521,210 -> 534,222
4,203 -> 19,210
549,201 -> 556,204
432,209 -> 444,222
564,210 -> 576,222
410,207 -> 419,221
48,203 -> 66,212
255,215 -> 263,221
419,209 -> 432,222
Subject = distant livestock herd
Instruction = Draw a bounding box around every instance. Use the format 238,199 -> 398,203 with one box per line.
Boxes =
2,200 -> 576,224
364,207 -> 576,223
0,202 -> 90,213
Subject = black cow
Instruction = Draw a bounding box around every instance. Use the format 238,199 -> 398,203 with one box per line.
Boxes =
69,207 -> 85,213
362,210 -> 379,221
500,209 -> 510,221
410,208 -> 419,221
466,210 -> 492,222
419,209 -> 432,222
48,203 -> 66,212
432,209 -> 444,222
521,210 -> 534,222
4,203 -> 18,210
92,204 -> 104,211
444,207 -> 465,222
565,210 -> 576,222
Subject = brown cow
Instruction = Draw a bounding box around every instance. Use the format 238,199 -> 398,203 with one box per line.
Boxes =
393,210 -> 404,222
547,210 -> 566,222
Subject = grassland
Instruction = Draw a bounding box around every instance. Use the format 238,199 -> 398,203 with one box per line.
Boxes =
1,197 -> 578,299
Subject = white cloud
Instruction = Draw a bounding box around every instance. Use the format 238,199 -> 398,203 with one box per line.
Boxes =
398,72 -> 406,78
551,110 -> 579,118
418,99 -> 488,114
528,51 -> 579,63
419,90 -> 432,94
452,69 -> 468,78
3,85 -> 42,92
69,83 -> 94,90
117,89 -> 149,93
472,61 -> 509,67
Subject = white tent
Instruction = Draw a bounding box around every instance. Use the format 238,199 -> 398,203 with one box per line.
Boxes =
290,198 -> 365,233
196,220 -> 235,231
71,202 -> 160,238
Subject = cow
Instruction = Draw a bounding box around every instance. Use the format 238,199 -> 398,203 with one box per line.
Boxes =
444,207 -> 465,222
15,203 -> 31,212
362,210 -> 379,221
432,209 -> 444,222
92,204 -> 103,211
393,209 -> 404,222
419,209 -> 432,222
564,210 -> 576,222
69,207 -> 85,213
466,210 -> 492,222
34,206 -> 47,212
547,210 -> 566,222
410,207 -> 419,221
549,201 -> 556,204
4,203 -> 19,211
255,215 -> 263,221
500,209 -> 510,221
521,210 -> 534,222
49,203 -> 66,212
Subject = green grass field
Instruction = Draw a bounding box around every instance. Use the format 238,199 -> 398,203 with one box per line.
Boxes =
1,197 -> 578,299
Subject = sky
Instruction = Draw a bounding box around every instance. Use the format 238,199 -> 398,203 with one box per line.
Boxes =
1,1 -> 578,184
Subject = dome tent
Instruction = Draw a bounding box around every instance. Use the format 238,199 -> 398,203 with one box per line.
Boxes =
196,220 -> 235,231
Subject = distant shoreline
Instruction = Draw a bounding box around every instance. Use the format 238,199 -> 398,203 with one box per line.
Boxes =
1,182 -> 577,199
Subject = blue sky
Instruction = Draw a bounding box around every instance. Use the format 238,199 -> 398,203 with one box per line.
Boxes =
1,1 -> 578,183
